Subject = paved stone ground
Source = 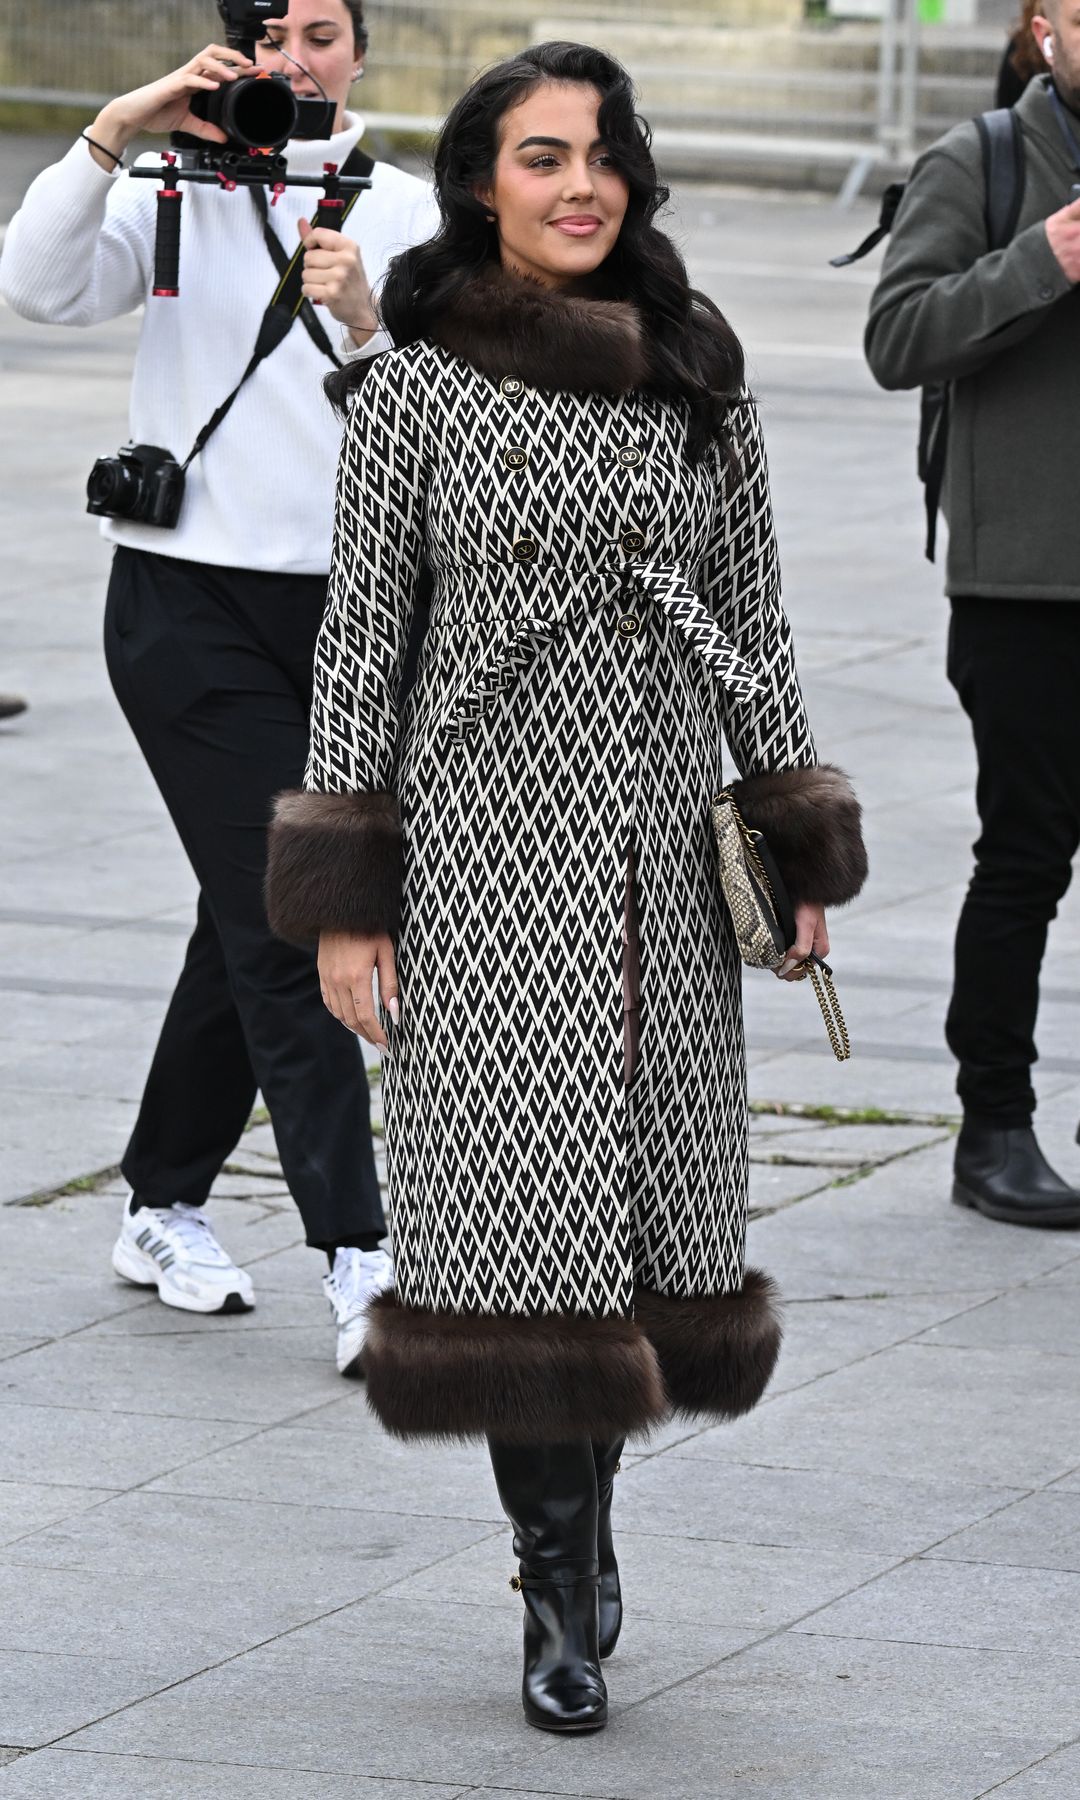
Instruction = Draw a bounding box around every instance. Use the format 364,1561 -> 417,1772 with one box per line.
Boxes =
3,147 -> 1080,1798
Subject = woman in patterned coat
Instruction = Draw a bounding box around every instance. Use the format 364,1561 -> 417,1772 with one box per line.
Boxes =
267,41 -> 867,1731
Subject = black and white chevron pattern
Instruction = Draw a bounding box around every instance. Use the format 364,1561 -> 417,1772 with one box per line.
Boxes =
307,346 -> 815,1318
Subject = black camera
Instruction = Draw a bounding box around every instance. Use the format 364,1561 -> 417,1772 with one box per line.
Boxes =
187,0 -> 334,150
86,443 -> 185,529
189,73 -> 334,151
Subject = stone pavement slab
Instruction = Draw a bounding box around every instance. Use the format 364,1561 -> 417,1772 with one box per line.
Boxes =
146,1420 -> 510,1523
377,1519 -> 899,1636
614,1454 -> 1022,1557
768,1289 -> 1001,1393
929,1488 -> 1080,1573
989,1745 -> 1080,1797
797,1556 -> 1080,1658
0,1482 -> 117,1550
473,1638 -> 1063,1800
677,1340 -> 1080,1489
0,1754 -> 469,1800
0,1403 -> 257,1490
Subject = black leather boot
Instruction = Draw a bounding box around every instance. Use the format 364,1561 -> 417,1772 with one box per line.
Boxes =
593,1437 -> 624,1659
487,1438 -> 608,1734
953,1120 -> 1080,1227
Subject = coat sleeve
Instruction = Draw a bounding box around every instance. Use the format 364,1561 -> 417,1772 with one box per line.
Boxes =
702,395 -> 868,910
864,143 -> 1071,391
265,353 -> 428,945
0,140 -> 153,325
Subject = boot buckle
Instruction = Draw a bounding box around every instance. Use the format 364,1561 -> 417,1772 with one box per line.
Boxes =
509,1574 -> 523,1592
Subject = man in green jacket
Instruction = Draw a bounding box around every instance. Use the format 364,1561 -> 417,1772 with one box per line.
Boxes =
865,6 -> 1080,1227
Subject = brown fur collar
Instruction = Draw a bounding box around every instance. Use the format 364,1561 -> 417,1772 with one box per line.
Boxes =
428,262 -> 647,395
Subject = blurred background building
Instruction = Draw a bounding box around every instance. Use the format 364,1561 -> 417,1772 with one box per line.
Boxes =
0,0 -> 1017,190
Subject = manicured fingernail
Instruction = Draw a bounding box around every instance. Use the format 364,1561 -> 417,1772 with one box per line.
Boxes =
779,957 -> 799,976
388,997 -> 400,1025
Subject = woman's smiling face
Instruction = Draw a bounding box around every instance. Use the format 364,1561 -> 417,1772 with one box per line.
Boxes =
477,80 -> 630,288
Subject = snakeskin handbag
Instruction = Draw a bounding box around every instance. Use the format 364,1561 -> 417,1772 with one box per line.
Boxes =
710,789 -> 851,1062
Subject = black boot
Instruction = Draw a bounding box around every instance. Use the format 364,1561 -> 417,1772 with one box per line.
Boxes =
487,1438 -> 608,1734
953,1121 -> 1080,1227
593,1437 -> 624,1659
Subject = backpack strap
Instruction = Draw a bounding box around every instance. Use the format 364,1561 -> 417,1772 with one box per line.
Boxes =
829,182 -> 906,268
975,107 -> 1026,250
922,108 -> 1024,558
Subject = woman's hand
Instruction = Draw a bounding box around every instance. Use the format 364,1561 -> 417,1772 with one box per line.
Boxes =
774,902 -> 830,982
318,930 -> 399,1048
86,44 -> 256,167
297,218 -> 378,343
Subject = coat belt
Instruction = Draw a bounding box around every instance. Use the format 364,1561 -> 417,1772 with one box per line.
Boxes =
431,561 -> 764,745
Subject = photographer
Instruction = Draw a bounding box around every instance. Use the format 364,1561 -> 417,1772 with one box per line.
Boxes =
0,0 -> 438,1370
865,7 -> 1080,1227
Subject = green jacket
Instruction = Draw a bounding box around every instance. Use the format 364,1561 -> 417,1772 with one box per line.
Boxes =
865,76 -> 1080,599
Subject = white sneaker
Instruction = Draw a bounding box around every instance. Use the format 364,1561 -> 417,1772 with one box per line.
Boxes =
323,1246 -> 394,1376
111,1198 -> 255,1314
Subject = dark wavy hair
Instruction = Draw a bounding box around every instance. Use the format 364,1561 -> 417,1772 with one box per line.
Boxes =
342,1 -> 368,55
327,39 -> 744,463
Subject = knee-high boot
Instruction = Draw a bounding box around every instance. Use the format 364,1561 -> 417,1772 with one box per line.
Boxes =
593,1437 -> 625,1658
487,1437 -> 608,1733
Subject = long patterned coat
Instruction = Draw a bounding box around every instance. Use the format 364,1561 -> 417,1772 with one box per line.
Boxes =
267,266 -> 866,1443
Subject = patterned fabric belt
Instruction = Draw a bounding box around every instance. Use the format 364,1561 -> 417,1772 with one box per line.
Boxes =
429,560 -> 764,744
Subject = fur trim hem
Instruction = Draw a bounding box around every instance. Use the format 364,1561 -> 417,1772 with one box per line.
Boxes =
363,1291 -> 668,1443
729,762 -> 868,908
430,263 -> 647,396
265,789 -> 402,946
634,1269 -> 783,1420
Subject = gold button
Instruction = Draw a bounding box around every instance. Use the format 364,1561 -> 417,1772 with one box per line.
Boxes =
503,447 -> 528,470
500,376 -> 524,398
618,615 -> 640,637
618,446 -> 642,467
621,529 -> 646,554
512,536 -> 537,562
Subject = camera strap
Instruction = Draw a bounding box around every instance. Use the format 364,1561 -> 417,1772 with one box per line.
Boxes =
179,142 -> 375,475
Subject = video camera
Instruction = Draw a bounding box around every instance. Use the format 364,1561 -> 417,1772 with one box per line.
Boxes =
186,0 -> 335,157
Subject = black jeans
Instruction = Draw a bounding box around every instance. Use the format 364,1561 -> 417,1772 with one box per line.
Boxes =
103,547 -> 384,1248
945,596 -> 1080,1126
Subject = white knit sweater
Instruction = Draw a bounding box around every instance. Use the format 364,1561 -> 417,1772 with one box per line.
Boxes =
0,117 -> 439,573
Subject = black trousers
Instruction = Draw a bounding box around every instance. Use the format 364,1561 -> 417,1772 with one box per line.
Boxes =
945,596 -> 1080,1126
103,547 -> 384,1248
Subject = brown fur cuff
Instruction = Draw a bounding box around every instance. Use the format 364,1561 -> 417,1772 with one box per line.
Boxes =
363,1291 -> 668,1443
265,789 -> 402,946
634,1269 -> 783,1420
730,763 -> 868,908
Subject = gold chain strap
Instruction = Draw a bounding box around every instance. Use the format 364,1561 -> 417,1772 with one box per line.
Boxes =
806,960 -> 851,1062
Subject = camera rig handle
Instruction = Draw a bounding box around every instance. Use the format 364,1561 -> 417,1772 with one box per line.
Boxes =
152,154 -> 183,297
132,156 -> 371,297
